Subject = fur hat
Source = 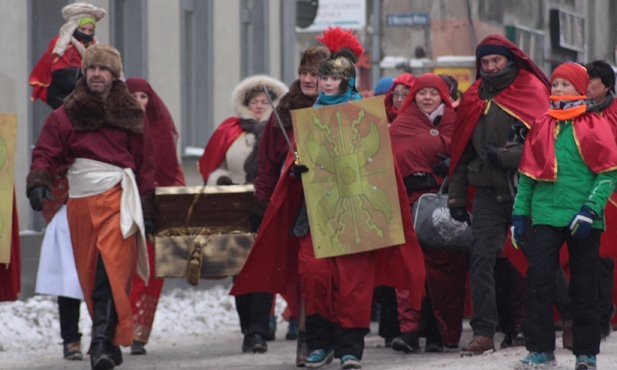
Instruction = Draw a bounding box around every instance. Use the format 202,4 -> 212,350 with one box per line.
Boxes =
53,2 -> 106,57
232,75 -> 289,120
298,46 -> 330,75
81,44 -> 123,78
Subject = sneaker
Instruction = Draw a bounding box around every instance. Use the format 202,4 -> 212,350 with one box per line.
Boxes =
575,355 -> 597,370
391,332 -> 421,353
267,314 -> 277,341
460,335 -> 494,357
340,354 -> 361,369
286,318 -> 299,340
501,331 -> 525,349
63,341 -> 83,361
130,340 -> 147,355
305,348 -> 334,368
384,336 -> 395,348
517,352 -> 557,368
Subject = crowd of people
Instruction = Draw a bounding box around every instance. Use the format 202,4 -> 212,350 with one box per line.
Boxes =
0,2 -> 612,370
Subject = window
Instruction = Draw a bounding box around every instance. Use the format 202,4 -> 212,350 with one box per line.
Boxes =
505,25 -> 546,70
549,8 -> 585,53
110,0 -> 148,78
181,0 -> 213,152
240,0 -> 269,78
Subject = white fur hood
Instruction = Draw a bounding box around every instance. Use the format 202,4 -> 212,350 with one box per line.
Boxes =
231,75 -> 288,120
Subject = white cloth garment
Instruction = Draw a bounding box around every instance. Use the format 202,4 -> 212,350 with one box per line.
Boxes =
67,158 -> 149,282
35,205 -> 84,299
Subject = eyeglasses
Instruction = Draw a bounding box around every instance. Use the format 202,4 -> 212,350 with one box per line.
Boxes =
392,92 -> 408,99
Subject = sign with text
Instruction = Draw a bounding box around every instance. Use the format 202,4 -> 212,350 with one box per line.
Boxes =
296,0 -> 366,33
386,13 -> 430,27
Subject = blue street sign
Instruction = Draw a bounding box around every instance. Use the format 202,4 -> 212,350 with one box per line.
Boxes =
386,13 -> 430,27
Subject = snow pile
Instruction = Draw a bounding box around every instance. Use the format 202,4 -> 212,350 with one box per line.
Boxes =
0,285 -> 287,359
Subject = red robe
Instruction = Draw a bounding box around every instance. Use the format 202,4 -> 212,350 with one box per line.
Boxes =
231,152 -> 427,322
390,80 -> 466,342
197,117 -> 244,182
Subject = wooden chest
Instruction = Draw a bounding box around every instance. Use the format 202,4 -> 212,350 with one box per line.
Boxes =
154,185 -> 256,279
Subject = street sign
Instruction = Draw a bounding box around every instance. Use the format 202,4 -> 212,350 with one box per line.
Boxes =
386,13 -> 430,27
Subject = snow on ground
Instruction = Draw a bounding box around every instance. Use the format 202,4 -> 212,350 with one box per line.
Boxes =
1,286 -> 617,369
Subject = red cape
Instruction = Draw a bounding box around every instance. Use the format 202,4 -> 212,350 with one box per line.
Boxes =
520,112 -> 617,181
231,152 -> 427,310
449,69 -> 550,174
197,117 -> 244,182
29,36 -> 90,103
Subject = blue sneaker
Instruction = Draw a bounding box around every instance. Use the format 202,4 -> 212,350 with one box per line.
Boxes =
286,318 -> 299,340
575,355 -> 597,370
340,355 -> 361,369
305,348 -> 334,368
518,352 -> 557,368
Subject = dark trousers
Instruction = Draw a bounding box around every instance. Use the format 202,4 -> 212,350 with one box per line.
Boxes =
554,266 -> 572,321
58,296 -> 81,344
468,189 -> 517,337
494,257 -> 526,335
598,257 -> 615,329
376,286 -> 399,340
523,226 -> 601,356
306,314 -> 366,359
234,292 -> 274,337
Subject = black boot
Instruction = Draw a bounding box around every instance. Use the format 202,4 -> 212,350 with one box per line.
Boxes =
90,299 -> 117,370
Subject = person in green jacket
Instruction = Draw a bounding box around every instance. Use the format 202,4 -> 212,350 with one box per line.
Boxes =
512,62 -> 617,370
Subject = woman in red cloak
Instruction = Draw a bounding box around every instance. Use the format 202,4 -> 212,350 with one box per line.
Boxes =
126,78 -> 186,355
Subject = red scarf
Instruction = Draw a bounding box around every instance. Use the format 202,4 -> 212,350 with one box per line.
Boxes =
520,110 -> 617,181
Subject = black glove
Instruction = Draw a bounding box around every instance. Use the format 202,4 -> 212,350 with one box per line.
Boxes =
29,186 -> 50,212
291,164 -> 309,180
216,176 -> 234,186
485,145 -> 500,166
144,218 -> 156,237
449,206 -> 471,225
431,154 -> 450,178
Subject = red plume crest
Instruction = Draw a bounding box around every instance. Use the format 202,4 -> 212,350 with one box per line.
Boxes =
315,26 -> 364,59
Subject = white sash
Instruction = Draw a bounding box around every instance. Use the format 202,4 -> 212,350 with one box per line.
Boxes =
67,158 -> 149,281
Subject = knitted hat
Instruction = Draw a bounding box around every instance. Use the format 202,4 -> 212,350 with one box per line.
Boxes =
551,62 -> 589,95
81,44 -> 122,78
53,2 -> 106,56
298,46 -> 330,75
476,43 -> 514,61
374,76 -> 394,95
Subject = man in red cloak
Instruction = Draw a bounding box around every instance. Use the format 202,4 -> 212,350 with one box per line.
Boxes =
447,34 -> 550,355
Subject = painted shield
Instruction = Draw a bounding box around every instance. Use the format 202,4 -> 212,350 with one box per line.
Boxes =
0,114 -> 17,263
291,97 -> 404,258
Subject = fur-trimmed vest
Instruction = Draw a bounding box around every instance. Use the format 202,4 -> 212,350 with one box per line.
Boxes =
64,78 -> 144,133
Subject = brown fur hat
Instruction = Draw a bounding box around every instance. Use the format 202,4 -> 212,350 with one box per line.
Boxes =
298,46 -> 330,75
81,44 -> 122,78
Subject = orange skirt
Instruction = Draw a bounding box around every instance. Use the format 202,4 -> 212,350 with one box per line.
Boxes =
67,186 -> 137,346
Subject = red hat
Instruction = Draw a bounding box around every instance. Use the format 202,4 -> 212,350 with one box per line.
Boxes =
400,73 -> 452,112
551,62 -> 589,95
